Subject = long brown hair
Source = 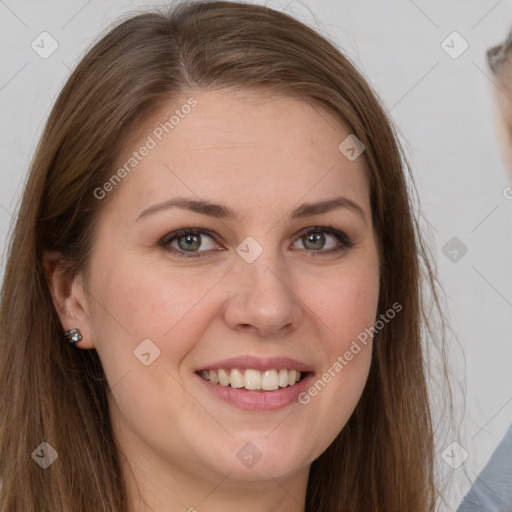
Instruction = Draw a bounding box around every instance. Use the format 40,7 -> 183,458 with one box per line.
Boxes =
0,2 -> 447,510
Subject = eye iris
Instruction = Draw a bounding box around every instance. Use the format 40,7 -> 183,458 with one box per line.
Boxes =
177,234 -> 201,251
303,232 -> 325,250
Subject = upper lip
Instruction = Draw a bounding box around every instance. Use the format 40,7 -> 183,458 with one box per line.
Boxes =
195,355 -> 314,373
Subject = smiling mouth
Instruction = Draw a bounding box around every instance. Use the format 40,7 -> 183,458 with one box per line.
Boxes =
196,368 -> 308,391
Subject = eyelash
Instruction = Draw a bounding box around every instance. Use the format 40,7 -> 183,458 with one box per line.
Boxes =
160,226 -> 354,259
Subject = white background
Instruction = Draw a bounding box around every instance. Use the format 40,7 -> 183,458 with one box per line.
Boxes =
1,1 -> 511,510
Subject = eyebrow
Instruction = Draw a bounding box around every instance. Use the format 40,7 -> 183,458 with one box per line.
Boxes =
135,196 -> 366,223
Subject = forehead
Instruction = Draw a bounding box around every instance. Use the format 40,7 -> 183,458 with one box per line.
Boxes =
106,88 -> 371,220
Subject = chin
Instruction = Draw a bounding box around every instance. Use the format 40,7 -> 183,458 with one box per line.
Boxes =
201,437 -> 312,482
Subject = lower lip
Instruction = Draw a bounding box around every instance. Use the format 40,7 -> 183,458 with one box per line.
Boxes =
195,372 -> 314,412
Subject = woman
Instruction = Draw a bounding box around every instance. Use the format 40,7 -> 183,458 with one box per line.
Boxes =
0,1 -> 447,510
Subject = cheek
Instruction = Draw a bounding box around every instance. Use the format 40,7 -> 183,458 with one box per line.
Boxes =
84,252 -> 233,403
321,276 -> 378,341
85,255 -> 221,423
301,256 -> 380,354
88,253 -> 226,342
294,255 -> 379,448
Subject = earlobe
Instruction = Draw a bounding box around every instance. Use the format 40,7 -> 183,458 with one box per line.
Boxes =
42,251 -> 95,349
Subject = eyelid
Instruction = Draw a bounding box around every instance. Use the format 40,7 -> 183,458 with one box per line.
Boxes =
160,228 -> 222,258
160,225 -> 353,258
291,225 -> 354,254
294,225 -> 353,246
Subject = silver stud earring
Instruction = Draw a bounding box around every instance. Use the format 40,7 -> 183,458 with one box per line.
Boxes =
64,328 -> 82,344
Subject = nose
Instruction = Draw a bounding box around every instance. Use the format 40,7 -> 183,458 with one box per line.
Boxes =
222,249 -> 303,337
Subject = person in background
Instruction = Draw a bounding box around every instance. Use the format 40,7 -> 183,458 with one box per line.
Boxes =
456,30 -> 512,512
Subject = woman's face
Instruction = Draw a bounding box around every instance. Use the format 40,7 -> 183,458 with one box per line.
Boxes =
77,89 -> 380,486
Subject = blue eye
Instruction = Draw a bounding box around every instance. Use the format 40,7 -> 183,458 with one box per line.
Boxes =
160,226 -> 353,258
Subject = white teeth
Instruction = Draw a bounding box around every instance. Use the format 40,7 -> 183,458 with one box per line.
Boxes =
218,368 -> 229,387
230,368 -> 244,389
244,369 -> 261,390
200,368 -> 304,390
279,368 -> 289,388
262,369 -> 279,391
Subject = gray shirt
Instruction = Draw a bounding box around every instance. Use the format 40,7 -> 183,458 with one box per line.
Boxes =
457,423 -> 512,511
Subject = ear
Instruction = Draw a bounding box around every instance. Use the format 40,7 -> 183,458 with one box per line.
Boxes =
42,251 -> 96,349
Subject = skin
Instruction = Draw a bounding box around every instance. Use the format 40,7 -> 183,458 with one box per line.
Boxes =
492,81 -> 512,179
45,88 -> 380,512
